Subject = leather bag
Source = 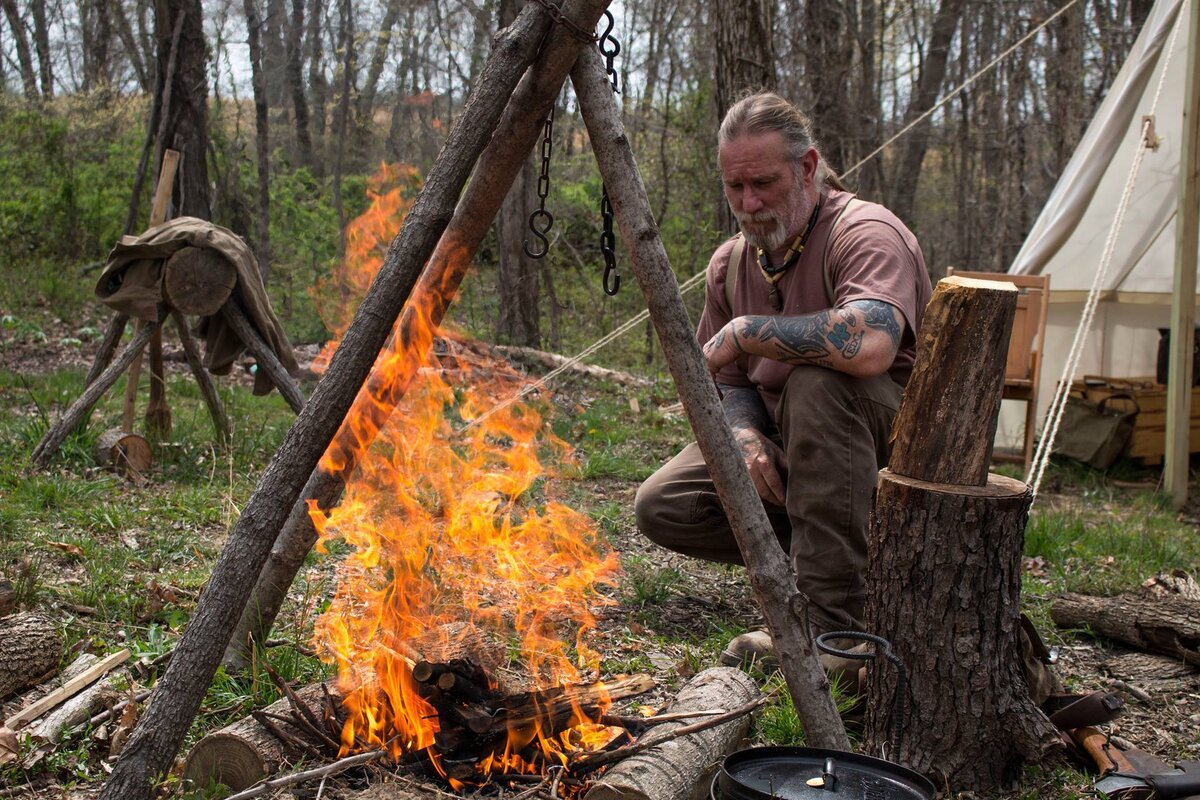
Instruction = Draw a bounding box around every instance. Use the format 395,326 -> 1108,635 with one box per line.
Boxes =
1053,392 -> 1139,470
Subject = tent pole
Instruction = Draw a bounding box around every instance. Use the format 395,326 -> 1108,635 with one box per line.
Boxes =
1165,0 -> 1200,507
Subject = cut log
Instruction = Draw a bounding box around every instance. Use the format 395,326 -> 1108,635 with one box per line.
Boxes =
583,667 -> 759,800
888,275 -> 1018,486
1102,652 -> 1199,691
184,683 -> 339,792
867,275 -> 1059,792
30,656 -> 121,742
95,428 -> 153,478
1051,592 -> 1200,668
0,580 -> 16,618
163,247 -> 237,316
6,649 -> 130,731
1140,569 -> 1200,601
0,612 -> 61,700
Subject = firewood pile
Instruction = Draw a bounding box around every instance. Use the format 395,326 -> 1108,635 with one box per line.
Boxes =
182,663 -> 763,800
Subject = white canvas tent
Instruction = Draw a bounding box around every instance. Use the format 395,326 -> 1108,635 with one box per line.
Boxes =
1002,0 -> 1198,451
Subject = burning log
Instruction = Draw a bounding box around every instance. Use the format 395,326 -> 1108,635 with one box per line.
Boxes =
582,667 -> 761,800
0,612 -> 61,700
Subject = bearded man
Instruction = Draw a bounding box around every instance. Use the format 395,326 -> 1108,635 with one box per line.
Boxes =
635,92 -> 932,663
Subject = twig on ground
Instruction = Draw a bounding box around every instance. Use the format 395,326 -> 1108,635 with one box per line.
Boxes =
601,708 -> 726,730
570,695 -> 768,774
222,749 -> 387,800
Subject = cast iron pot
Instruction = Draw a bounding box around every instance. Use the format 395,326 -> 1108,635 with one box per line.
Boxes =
712,746 -> 936,800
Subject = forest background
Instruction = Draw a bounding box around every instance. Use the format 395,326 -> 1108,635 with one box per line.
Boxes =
0,0 -> 1157,368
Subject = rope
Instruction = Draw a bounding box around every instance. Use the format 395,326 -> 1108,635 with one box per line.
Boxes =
458,0 -> 1096,437
1026,0 -> 1188,500
843,0 -> 1083,181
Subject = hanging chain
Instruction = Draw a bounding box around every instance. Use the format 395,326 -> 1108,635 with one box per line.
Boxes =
526,0 -> 601,44
598,10 -> 622,295
524,108 -> 555,259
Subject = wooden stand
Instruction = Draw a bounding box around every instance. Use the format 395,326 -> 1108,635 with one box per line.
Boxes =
866,277 -> 1060,789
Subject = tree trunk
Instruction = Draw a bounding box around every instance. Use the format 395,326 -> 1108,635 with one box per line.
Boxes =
573,45 -> 848,751
244,0 -> 272,283
866,274 -> 1059,791
886,0 -> 965,224
583,667 -> 761,800
224,0 -> 614,672
1,0 -> 40,102
30,0 -> 52,98
803,0 -> 853,175
0,612 -> 62,700
1051,593 -> 1200,668
330,0 -> 355,254
155,0 -> 211,220
112,0 -> 151,92
353,0 -> 403,157
98,6 -> 585,797
285,0 -> 313,167
306,0 -> 328,157
263,0 -> 288,104
711,0 -> 775,232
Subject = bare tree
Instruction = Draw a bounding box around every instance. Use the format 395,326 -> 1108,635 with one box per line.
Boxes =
285,0 -> 313,166
330,0 -> 356,253
2,0 -> 40,101
306,0 -> 329,157
112,0 -> 152,91
155,0 -> 211,219
244,0 -> 272,282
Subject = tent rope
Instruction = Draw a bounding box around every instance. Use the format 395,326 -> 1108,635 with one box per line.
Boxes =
1026,0 -> 1189,500
456,0 -> 1099,437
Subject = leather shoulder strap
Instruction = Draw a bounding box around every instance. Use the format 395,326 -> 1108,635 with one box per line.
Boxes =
725,234 -> 746,312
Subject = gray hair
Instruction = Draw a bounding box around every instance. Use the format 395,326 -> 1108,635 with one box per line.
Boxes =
718,91 -> 845,190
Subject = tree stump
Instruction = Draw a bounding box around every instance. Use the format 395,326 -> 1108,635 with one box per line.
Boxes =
865,276 -> 1060,790
95,428 -> 153,479
0,612 -> 62,700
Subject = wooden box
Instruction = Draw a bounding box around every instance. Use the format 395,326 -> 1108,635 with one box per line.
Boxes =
1070,376 -> 1200,465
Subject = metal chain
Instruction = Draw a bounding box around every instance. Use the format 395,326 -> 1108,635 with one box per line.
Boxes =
525,0 -> 600,44
598,9 -> 622,295
523,108 -> 555,259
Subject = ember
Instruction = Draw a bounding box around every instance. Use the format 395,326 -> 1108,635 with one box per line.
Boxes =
307,164 -> 623,789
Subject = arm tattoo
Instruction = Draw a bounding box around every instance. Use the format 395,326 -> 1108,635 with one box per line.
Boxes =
850,299 -> 903,348
719,385 -> 771,433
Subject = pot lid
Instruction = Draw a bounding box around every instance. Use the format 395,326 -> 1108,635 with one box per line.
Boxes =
717,746 -> 935,800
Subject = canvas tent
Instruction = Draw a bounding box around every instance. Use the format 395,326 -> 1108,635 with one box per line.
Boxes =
1002,0 -> 1198,451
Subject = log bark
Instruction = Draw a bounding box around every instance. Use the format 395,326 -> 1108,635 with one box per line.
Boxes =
83,314 -> 129,388
583,668 -> 759,800
217,297 -> 306,414
0,580 -> 17,618
184,683 -> 336,791
95,428 -> 153,478
30,654 -> 121,743
144,321 -> 171,439
0,613 -> 61,700
1051,592 -> 1200,668
163,247 -> 237,316
224,0 -> 614,670
6,649 -> 130,731
31,316 -> 161,467
888,276 -> 1018,485
572,47 -> 848,751
867,471 -> 1059,787
98,5 -> 592,797
171,310 -> 231,443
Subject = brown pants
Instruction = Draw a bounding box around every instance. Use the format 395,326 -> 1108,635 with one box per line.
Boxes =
634,366 -> 903,635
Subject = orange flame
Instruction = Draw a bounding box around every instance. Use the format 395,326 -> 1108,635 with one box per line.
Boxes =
310,163 -> 621,787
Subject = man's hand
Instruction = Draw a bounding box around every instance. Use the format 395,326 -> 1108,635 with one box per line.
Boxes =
702,319 -> 744,374
733,426 -> 787,506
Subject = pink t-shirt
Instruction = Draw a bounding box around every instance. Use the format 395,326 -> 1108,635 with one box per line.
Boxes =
696,189 -> 931,419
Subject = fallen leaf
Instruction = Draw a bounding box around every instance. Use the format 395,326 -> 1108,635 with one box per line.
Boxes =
48,541 -> 84,558
0,726 -> 19,767
108,697 -> 140,758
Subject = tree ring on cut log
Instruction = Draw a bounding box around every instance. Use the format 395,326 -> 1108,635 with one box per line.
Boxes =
163,247 -> 237,317
94,428 -> 152,479
183,730 -> 282,791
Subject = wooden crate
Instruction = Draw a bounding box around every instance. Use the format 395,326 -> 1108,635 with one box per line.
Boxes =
1070,376 -> 1200,465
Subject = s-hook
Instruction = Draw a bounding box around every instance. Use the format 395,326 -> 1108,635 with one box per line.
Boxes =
524,107 -> 556,259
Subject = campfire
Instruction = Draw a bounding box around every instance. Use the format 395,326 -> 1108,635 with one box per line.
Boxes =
307,164 -> 627,790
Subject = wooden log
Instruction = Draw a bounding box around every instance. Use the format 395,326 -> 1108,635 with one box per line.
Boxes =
571,47 -> 849,751
888,275 -> 1018,486
0,580 -> 16,618
217,296 -> 306,414
30,655 -> 121,742
6,649 -> 130,731
83,314 -> 129,388
1051,592 -> 1200,668
170,309 -> 232,444
98,4 -> 601,795
163,247 -> 237,316
94,428 -> 153,478
0,612 -> 61,700
184,683 -> 338,792
144,322 -> 171,439
868,471 -> 1059,788
223,0 -> 616,671
583,668 -> 760,800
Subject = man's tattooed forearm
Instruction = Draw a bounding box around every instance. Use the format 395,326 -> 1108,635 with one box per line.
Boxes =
851,299 -> 902,347
720,385 -> 771,431
742,314 -> 832,365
